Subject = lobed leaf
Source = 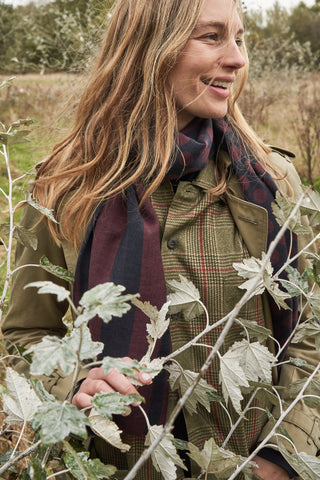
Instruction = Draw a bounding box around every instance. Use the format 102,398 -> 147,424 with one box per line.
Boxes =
278,443 -> 320,480
132,297 -> 170,340
92,392 -> 144,419
272,191 -> 310,234
307,293 -> 320,322
237,318 -> 272,343
188,437 -> 254,479
233,254 -> 269,298
25,280 -> 70,302
69,325 -> 104,362
290,379 -> 320,408
26,335 -> 77,377
166,363 -> 216,415
292,318 -> 320,349
31,400 -> 89,444
282,265 -> 309,296
89,409 -> 131,452
2,368 -> 42,425
75,282 -> 137,326
227,340 -> 276,384
13,225 -> 38,250
26,326 -> 103,377
167,275 -> 203,321
145,425 -> 187,480
63,451 -> 117,480
219,353 -> 249,415
101,356 -> 162,380
298,187 -> 320,228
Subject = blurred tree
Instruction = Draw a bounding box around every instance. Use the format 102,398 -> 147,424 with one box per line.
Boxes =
0,0 -> 319,74
0,0 -> 113,73
0,4 -> 19,71
289,2 -> 320,55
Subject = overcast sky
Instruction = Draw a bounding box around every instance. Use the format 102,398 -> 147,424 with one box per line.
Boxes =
1,0 -> 317,9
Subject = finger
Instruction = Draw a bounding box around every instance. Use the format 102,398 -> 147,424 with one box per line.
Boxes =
104,368 -> 141,396
121,357 -> 152,385
79,378 -> 115,396
137,371 -> 152,385
72,391 -> 93,410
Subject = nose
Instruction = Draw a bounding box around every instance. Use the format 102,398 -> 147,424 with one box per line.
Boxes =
223,40 -> 246,70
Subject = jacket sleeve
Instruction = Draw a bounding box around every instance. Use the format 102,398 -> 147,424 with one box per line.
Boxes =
257,152 -> 320,457
2,204 -> 89,400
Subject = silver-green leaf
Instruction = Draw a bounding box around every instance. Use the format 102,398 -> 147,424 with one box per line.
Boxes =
92,392 -> 144,419
167,275 -> 203,321
40,255 -> 74,283
75,282 -> 137,327
31,399 -> 89,444
2,368 -> 42,425
63,451 -> 117,480
25,280 -> 70,302
27,197 -> 58,224
89,409 -> 131,452
166,363 -> 216,415
145,425 -> 187,480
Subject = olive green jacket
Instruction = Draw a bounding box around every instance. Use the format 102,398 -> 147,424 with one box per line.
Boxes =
3,149 -> 320,461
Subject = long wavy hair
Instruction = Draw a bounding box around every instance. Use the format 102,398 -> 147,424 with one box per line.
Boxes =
33,0 -> 271,249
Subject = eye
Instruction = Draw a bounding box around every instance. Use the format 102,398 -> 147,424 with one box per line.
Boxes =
202,32 -> 219,42
236,38 -> 244,47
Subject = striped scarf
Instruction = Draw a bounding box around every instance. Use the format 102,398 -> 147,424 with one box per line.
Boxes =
74,117 -> 298,436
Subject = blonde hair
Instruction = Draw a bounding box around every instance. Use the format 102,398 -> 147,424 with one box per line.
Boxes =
33,0 -> 271,249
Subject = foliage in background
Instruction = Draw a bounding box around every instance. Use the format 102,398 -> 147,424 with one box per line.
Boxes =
0,0 -> 113,73
0,0 -> 320,74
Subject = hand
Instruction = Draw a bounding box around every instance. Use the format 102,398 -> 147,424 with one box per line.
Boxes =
252,456 -> 290,480
72,359 -> 152,414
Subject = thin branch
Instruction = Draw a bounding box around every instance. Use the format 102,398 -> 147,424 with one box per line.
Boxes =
227,362 -> 320,480
47,469 -> 71,479
0,440 -> 41,476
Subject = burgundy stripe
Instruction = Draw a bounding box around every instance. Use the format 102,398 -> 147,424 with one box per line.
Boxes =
88,196 -> 128,342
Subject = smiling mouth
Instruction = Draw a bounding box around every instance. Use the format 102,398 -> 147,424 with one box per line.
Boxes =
202,80 -> 232,89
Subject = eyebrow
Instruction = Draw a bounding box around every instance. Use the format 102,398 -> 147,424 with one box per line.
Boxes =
192,21 -> 244,36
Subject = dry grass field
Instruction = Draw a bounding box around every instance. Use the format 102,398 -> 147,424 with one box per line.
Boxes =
1,71 -> 319,180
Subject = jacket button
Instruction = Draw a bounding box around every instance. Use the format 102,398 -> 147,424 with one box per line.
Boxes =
167,239 -> 177,250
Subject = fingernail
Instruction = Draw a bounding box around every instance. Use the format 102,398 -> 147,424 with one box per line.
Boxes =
141,373 -> 152,382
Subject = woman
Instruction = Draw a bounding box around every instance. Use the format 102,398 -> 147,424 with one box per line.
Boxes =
3,0 -> 319,478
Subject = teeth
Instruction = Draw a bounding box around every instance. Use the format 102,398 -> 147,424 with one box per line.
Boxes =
212,81 -> 231,88
203,79 -> 232,88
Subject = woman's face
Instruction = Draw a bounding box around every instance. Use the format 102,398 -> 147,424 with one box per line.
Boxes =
170,0 -> 246,130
